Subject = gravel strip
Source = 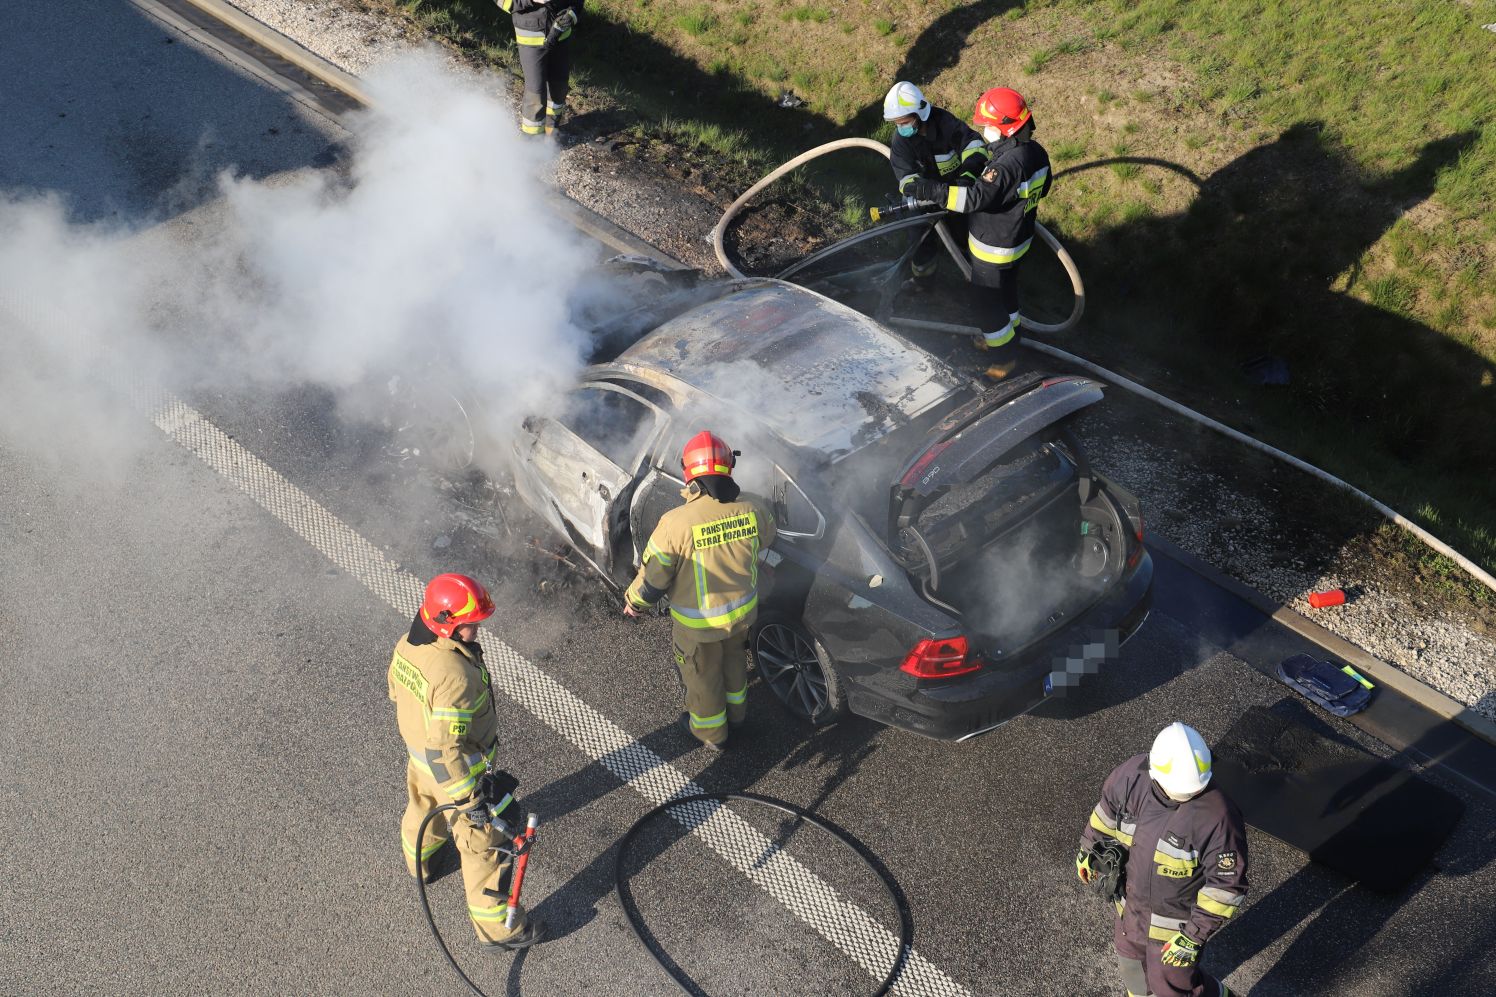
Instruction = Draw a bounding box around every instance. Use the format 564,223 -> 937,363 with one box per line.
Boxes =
222,0 -> 1495,724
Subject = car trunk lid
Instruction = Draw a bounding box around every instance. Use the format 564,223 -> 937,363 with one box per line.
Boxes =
886,374 -> 1124,654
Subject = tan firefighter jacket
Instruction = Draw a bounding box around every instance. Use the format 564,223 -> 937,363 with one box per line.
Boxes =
625,487 -> 777,640
388,632 -> 500,803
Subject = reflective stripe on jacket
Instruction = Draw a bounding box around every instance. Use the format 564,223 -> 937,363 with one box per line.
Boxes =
889,106 -> 989,194
1081,754 -> 1249,945
625,487 -> 777,640
925,135 -> 1050,277
498,0 -> 583,44
388,632 -> 500,802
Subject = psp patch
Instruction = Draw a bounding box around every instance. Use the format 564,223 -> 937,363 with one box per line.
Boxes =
1217,851 -> 1237,872
449,720 -> 469,737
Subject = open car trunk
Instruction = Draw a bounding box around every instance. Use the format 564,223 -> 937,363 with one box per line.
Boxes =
888,373 -> 1130,655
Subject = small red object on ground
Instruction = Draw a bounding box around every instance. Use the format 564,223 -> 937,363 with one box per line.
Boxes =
1308,588 -> 1347,609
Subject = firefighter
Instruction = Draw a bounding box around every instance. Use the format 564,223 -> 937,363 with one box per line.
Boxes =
496,0 -> 583,135
882,81 -> 989,281
388,573 -> 542,950
907,87 -> 1051,379
1077,723 -> 1247,997
623,431 -> 777,750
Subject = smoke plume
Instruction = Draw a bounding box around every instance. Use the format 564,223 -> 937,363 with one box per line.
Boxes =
1,49 -> 591,479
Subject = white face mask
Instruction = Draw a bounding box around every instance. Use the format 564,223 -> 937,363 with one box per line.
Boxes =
983,125 -> 1004,143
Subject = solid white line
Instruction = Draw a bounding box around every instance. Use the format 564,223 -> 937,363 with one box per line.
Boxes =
146,392 -> 971,997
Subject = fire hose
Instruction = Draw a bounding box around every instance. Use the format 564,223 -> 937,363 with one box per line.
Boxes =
709,138 -> 1085,334
614,792 -> 913,996
414,775 -> 539,997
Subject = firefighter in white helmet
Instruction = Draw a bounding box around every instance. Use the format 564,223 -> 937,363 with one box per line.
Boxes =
882,81 -> 989,281
906,87 -> 1051,379
1077,723 -> 1248,997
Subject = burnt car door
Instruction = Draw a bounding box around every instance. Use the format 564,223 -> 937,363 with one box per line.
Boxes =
515,382 -> 665,583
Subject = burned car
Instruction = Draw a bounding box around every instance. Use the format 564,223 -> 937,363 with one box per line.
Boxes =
508,272 -> 1152,740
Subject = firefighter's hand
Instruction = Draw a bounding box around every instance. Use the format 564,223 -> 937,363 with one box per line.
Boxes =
1159,933 -> 1201,968
1075,847 -> 1095,884
623,602 -> 641,618
908,179 -> 943,205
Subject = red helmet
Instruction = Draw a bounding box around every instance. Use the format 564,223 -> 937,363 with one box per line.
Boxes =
973,87 -> 1031,138
420,573 -> 495,638
681,430 -> 737,483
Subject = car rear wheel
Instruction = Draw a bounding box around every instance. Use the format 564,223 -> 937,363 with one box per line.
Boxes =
749,614 -> 847,726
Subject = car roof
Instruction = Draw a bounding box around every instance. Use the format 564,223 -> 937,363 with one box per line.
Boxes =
614,280 -> 967,458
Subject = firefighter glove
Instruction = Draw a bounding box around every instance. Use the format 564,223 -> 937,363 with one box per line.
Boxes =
907,178 -> 943,206
1075,847 -> 1094,884
476,768 -> 520,816
1160,932 -> 1201,968
554,7 -> 578,29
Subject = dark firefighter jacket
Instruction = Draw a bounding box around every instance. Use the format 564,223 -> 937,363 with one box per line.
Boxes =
1080,753 -> 1249,946
625,486 -> 777,641
917,133 -> 1050,283
498,0 -> 584,48
889,106 -> 989,195
388,615 -> 500,804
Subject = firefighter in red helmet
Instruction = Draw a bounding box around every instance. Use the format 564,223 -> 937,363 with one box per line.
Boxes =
907,86 -> 1052,379
387,573 -> 541,949
624,432 -> 778,749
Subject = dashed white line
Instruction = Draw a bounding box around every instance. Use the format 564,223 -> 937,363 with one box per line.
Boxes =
147,392 -> 972,997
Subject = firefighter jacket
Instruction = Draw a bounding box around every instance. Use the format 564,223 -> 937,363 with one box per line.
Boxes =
889,106 -> 990,195
1081,754 -> 1249,946
498,0 -> 583,48
917,134 -> 1050,280
625,486 -> 777,641
388,616 -> 500,804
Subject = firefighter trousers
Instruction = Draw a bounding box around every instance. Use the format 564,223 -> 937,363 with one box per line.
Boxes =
971,264 -> 1021,358
517,37 -> 572,135
1114,913 -> 1231,997
400,759 -> 528,943
672,625 -> 749,745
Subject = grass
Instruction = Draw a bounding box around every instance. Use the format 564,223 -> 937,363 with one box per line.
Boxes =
380,0 -> 1496,578
676,8 -> 717,37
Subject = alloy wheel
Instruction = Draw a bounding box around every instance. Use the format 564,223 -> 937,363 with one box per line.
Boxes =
754,623 -> 830,721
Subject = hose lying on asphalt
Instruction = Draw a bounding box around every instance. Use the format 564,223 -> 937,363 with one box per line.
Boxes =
709,137 -> 1085,333
415,803 -> 494,997
615,792 -> 913,997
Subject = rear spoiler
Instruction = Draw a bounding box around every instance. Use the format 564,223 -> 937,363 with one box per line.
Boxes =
890,374 -> 1105,531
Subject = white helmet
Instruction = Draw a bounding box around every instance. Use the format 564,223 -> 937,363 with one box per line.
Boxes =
1149,722 -> 1212,801
883,81 -> 931,122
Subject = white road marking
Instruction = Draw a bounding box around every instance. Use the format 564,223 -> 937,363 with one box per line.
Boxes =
147,393 -> 971,997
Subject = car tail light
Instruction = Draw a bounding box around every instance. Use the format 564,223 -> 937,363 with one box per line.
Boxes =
899,438 -> 955,489
1126,511 -> 1145,568
900,636 -> 979,679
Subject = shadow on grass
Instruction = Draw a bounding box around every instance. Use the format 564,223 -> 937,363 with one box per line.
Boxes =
1063,123 -> 1493,564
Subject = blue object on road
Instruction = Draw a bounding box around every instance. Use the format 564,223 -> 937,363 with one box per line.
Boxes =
1277,653 -> 1374,717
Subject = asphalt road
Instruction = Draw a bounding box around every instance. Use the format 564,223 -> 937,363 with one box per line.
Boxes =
3,5 -> 1496,996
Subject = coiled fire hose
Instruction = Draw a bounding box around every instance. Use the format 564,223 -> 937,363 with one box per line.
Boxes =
614,792 -> 914,996
709,138 -> 1085,334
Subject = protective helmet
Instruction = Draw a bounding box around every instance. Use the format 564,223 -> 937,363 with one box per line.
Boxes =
1149,722 -> 1213,801
681,430 -> 737,483
882,81 -> 932,122
420,573 -> 495,639
973,87 -> 1031,138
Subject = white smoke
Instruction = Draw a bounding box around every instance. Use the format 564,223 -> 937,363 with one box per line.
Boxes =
0,49 -> 590,479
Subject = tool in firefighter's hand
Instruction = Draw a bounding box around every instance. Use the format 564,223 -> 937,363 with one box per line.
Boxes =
869,194 -> 937,223
463,768 -> 520,831
1080,838 -> 1128,904
505,814 -> 539,930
